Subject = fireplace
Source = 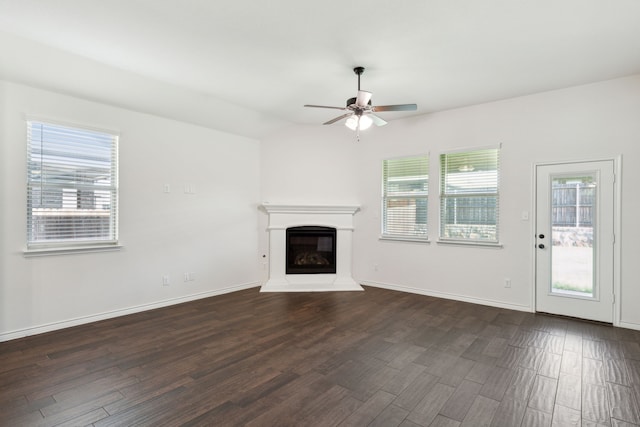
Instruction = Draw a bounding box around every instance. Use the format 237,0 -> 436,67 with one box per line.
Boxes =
260,203 -> 363,292
286,226 -> 336,275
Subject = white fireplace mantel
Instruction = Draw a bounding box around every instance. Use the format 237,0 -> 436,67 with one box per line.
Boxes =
260,203 -> 363,292
262,204 -> 360,216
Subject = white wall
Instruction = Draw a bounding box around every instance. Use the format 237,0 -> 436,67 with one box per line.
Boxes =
3,74 -> 639,340
0,82 -> 262,340
261,74 -> 640,329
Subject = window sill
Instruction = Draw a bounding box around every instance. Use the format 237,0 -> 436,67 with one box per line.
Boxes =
436,240 -> 503,249
23,244 -> 123,257
379,235 -> 430,244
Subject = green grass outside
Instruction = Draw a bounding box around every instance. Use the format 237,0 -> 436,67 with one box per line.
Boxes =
552,282 -> 593,294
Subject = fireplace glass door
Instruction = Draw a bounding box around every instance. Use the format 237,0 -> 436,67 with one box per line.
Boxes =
286,226 -> 337,274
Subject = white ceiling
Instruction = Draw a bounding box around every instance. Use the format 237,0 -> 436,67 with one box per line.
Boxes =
1,0 -> 640,139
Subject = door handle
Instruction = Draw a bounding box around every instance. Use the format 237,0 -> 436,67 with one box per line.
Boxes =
538,244 -> 545,249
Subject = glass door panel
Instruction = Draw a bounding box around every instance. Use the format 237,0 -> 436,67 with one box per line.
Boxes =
550,174 -> 596,298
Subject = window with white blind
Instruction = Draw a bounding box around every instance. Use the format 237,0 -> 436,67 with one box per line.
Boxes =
26,120 -> 119,251
382,155 -> 429,240
439,147 -> 500,244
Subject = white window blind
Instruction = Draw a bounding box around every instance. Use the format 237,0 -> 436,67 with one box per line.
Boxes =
382,155 -> 429,239
439,147 -> 500,243
27,121 -> 119,248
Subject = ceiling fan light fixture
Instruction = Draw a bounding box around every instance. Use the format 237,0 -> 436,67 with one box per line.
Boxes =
345,114 -> 373,131
359,114 -> 373,130
345,116 -> 358,131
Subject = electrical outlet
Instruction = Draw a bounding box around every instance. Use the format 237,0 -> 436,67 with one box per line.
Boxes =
504,278 -> 512,288
162,275 -> 170,286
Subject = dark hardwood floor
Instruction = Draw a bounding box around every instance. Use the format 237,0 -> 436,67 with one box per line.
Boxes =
1,286 -> 640,426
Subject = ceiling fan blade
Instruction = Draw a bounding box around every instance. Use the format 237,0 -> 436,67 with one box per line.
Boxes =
304,104 -> 347,111
323,113 -> 352,125
372,104 -> 417,112
369,114 -> 387,127
355,90 -> 372,107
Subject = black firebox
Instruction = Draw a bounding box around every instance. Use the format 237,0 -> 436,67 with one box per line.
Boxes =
286,226 -> 337,274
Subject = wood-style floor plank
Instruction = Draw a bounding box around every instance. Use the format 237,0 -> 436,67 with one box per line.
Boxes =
0,286 -> 639,426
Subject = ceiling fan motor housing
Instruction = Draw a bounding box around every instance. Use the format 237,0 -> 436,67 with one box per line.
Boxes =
346,97 -> 372,108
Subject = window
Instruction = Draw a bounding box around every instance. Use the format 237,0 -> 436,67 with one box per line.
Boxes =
439,147 -> 500,244
382,155 -> 429,240
26,120 -> 119,250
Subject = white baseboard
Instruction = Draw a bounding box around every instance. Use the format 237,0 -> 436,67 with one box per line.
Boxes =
361,279 -> 533,313
618,321 -> 640,331
5,279 -> 634,342
0,282 -> 260,342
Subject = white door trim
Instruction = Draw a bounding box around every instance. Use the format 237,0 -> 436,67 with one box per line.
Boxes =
531,156 -> 621,326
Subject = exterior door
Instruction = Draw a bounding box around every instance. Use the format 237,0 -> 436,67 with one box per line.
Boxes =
535,160 -> 615,323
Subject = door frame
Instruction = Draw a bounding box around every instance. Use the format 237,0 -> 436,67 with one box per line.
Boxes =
531,156 -> 622,326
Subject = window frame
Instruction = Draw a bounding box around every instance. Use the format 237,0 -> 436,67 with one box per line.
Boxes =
381,154 -> 430,242
24,118 -> 121,256
438,145 -> 501,247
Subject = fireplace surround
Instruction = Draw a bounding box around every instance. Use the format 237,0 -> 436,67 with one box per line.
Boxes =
260,203 -> 363,292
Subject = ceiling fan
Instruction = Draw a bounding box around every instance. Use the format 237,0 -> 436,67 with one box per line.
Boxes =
304,66 -> 417,133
